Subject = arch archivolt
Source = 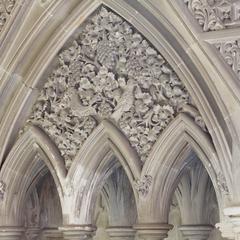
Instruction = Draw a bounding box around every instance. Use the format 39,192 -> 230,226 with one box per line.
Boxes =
139,113 -> 226,223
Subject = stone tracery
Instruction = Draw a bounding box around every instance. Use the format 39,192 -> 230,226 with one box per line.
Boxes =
28,6 -> 206,167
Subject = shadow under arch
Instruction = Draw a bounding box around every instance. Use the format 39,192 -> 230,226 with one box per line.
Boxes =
0,125 -> 66,226
66,120 -> 141,225
140,113 -> 226,223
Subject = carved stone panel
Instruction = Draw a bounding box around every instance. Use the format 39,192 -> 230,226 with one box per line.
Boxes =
28,6 -> 206,167
184,0 -> 240,31
215,40 -> 240,79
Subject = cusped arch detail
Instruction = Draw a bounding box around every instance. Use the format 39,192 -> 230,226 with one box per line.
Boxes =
140,113 -> 229,223
0,125 -> 66,225
65,120 -> 141,225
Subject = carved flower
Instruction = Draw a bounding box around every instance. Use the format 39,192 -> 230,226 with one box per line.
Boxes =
79,77 -> 92,89
97,101 -> 114,118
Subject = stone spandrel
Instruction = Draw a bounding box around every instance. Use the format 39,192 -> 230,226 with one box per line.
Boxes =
28,6 -> 206,167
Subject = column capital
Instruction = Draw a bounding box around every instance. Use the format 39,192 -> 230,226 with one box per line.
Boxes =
59,225 -> 96,240
0,226 -> 25,240
133,223 -> 173,240
106,226 -> 136,240
179,225 -> 213,240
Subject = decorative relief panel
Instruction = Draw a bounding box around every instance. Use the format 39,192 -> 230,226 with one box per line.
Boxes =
215,40 -> 240,79
184,0 -> 240,31
28,7 -> 206,167
0,0 -> 16,33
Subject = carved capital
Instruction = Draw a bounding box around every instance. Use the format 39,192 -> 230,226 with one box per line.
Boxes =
134,175 -> 153,197
0,180 -> 6,201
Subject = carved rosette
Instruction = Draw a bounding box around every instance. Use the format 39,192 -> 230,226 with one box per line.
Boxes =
215,40 -> 240,79
28,7 -> 206,167
184,0 -> 240,31
0,180 -> 6,201
0,0 -> 16,33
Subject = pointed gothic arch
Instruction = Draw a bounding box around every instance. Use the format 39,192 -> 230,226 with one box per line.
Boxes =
0,125 -> 66,226
140,113 -> 226,223
65,120 -> 141,225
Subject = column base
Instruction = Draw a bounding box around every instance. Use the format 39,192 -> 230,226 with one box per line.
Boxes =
133,223 -> 173,240
106,226 -> 136,240
0,226 -> 25,240
179,225 -> 213,240
59,225 -> 96,240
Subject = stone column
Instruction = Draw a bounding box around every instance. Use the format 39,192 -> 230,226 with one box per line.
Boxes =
179,225 -> 213,240
0,226 -> 25,240
133,223 -> 173,240
224,207 -> 240,240
41,228 -> 62,239
59,225 -> 96,240
25,226 -> 40,240
216,221 -> 234,239
106,226 -> 136,240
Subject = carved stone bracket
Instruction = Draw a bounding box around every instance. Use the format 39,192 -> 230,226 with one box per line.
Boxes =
0,180 -> 6,201
134,175 -> 153,197
184,0 -> 240,31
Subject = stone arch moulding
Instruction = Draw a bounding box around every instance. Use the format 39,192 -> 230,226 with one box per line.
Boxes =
0,0 -> 232,182
65,120 -> 141,225
139,113 -> 231,223
0,125 -> 66,226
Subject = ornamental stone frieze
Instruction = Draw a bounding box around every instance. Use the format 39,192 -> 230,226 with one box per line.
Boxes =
27,6 -> 206,168
0,0 -> 16,33
184,0 -> 240,31
215,40 -> 240,79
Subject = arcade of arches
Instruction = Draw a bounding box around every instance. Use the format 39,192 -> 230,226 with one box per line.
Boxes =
1,0 -> 240,239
